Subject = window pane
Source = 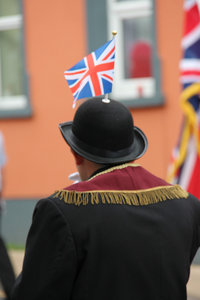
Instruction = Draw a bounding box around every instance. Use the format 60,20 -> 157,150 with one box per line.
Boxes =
0,28 -> 23,96
0,0 -> 21,17
123,16 -> 152,79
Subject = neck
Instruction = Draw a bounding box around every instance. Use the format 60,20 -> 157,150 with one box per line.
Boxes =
77,159 -> 105,181
86,161 -> 105,180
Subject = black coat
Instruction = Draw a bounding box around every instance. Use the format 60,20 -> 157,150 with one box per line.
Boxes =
11,164 -> 200,300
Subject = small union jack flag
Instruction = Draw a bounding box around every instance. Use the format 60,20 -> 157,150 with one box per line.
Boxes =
64,38 -> 115,107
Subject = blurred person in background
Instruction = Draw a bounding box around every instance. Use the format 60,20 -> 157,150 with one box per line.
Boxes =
0,132 -> 15,300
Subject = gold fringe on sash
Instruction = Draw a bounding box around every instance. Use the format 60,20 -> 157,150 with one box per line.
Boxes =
53,185 -> 188,207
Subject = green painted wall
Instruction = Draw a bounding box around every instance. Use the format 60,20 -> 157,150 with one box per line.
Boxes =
1,199 -> 38,247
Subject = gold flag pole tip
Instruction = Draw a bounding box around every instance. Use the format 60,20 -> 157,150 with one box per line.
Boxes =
112,31 -> 117,36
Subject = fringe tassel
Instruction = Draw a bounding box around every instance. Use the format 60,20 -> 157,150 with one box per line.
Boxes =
53,185 -> 188,207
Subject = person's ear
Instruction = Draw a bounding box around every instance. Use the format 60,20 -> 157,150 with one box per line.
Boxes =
71,149 -> 84,165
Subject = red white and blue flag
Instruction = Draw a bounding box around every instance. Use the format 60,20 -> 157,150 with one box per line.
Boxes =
167,0 -> 200,199
64,38 -> 115,107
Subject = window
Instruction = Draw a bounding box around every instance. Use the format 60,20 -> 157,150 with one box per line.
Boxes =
0,0 -> 31,118
197,0 -> 200,11
86,0 -> 163,107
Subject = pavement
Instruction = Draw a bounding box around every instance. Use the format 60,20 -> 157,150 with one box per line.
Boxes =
0,250 -> 200,299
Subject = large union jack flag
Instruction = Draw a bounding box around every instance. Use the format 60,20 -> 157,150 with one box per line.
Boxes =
64,38 -> 115,107
167,0 -> 200,199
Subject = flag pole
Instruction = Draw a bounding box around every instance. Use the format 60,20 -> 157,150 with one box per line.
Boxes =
102,31 -> 117,104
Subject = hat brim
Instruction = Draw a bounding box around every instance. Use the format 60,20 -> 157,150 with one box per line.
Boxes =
59,122 -> 148,164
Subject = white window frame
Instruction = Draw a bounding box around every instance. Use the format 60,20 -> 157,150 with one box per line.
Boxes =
107,0 -> 155,101
197,0 -> 200,11
0,14 -> 28,112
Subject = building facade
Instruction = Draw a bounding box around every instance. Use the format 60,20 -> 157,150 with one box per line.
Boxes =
0,0 -> 186,245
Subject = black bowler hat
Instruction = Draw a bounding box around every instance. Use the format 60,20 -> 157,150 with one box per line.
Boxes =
59,98 -> 148,164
